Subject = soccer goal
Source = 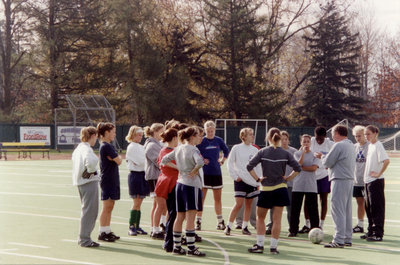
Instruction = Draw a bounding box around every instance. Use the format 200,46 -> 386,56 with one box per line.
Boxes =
326,119 -> 352,140
214,119 -> 268,148
380,131 -> 400,152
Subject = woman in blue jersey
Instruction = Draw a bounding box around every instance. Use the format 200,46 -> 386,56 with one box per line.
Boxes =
196,120 -> 229,230
247,127 -> 301,254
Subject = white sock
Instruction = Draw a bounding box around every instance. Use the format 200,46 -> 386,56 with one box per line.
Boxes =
154,226 -> 161,233
217,215 -> 223,223
358,219 -> 364,227
197,217 -> 202,223
256,235 -> 265,247
151,226 -> 155,233
320,219 -> 325,228
305,219 -> 310,228
161,215 -> 167,225
99,226 -> 109,233
243,221 -> 249,228
228,221 -> 233,228
270,237 -> 279,249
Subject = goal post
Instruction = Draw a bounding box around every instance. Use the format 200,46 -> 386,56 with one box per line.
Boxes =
214,119 -> 268,148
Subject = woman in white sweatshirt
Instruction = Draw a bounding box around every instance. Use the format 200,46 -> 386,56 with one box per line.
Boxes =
225,128 -> 261,236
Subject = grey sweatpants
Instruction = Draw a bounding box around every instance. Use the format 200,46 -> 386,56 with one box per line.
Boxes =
235,196 -> 257,228
330,179 -> 353,244
78,181 -> 99,246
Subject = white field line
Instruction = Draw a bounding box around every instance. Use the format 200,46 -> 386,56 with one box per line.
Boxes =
203,237 -> 230,265
0,250 -> 103,265
8,242 -> 49,249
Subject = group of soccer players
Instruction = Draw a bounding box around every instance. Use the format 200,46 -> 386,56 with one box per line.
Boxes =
72,120 -> 390,256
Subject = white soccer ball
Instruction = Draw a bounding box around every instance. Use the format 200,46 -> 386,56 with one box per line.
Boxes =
308,228 -> 324,244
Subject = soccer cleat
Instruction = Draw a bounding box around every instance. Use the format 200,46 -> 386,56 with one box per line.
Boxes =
136,227 -> 148,235
151,231 -> 165,240
360,233 -> 372,239
187,247 -> 206,257
270,248 -> 280,254
195,220 -> 202,231
242,227 -> 251,235
98,232 -> 116,242
83,241 -> 100,247
195,233 -> 202,242
224,226 -> 231,236
287,232 -> 297,237
109,232 -> 120,240
265,225 -> 272,235
344,242 -> 352,247
172,247 -> 186,255
217,220 -> 226,230
128,226 -> 137,236
181,236 -> 187,245
324,241 -> 344,248
160,223 -> 166,233
298,225 -> 310,234
353,225 -> 364,233
163,245 -> 173,253
248,244 -> 264,253
366,236 -> 382,242
235,224 -> 242,229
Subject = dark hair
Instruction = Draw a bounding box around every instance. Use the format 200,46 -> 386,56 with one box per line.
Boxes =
97,122 -> 115,138
333,125 -> 348,137
175,123 -> 189,131
160,128 -> 178,143
165,119 -> 180,130
315,126 -> 327,137
281,130 -> 289,138
366,125 -> 379,134
266,127 -> 281,147
178,126 -> 198,142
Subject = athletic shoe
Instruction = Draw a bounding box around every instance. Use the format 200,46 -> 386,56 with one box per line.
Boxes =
163,245 -> 173,253
172,247 -> 186,255
298,225 -> 310,234
344,242 -> 352,247
324,242 -> 344,248
195,233 -> 202,242
98,232 -> 116,242
109,232 -> 120,240
181,236 -> 187,245
217,220 -> 226,230
83,241 -> 100,247
248,244 -> 264,253
151,231 -> 164,240
195,220 -> 201,231
224,226 -> 231,235
366,236 -> 383,242
136,227 -> 148,235
235,224 -> 242,229
270,248 -> 280,254
160,223 -> 166,233
265,226 -> 272,235
187,247 -> 206,257
360,233 -> 372,239
353,225 -> 364,233
242,227 -> 251,235
287,232 -> 297,237
128,226 -> 137,236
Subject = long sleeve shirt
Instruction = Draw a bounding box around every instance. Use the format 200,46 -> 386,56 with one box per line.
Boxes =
322,139 -> 356,181
144,137 -> 163,180
72,142 -> 100,186
197,136 -> 229,175
126,142 -> 146,172
227,143 -> 262,187
161,144 -> 205,189
310,137 -> 334,180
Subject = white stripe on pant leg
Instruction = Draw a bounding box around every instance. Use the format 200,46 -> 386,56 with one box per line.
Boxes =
195,187 -> 199,210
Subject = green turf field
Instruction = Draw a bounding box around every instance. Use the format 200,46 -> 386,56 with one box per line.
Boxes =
1,158 -> 400,264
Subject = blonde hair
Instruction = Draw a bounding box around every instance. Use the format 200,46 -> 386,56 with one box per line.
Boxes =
352,125 -> 366,135
266,127 -> 281,148
125,125 -> 143,143
300,134 -> 312,142
204,120 -> 216,129
80,126 -> 97,142
239,128 -> 254,141
144,123 -> 164,138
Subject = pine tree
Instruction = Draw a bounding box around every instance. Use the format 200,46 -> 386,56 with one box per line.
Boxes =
299,1 -> 365,126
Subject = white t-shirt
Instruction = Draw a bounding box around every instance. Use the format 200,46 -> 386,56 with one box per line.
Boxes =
126,142 -> 146,171
364,141 -> 389,184
310,137 -> 334,180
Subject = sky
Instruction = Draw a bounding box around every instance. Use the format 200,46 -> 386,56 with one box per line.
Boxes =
362,0 -> 400,36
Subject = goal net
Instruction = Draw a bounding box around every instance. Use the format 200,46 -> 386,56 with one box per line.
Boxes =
214,119 -> 268,148
380,131 -> 400,152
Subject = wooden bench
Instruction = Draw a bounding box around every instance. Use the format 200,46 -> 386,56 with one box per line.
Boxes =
0,142 -> 50,160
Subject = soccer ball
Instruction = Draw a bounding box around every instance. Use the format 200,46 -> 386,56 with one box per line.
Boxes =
308,228 -> 324,244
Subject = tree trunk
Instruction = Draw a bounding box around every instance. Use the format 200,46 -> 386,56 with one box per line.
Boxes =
49,0 -> 58,111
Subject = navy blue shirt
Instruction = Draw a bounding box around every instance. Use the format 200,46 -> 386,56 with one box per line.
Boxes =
197,136 -> 229,175
99,142 -> 120,188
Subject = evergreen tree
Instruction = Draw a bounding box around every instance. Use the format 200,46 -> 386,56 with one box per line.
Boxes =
299,1 -> 365,126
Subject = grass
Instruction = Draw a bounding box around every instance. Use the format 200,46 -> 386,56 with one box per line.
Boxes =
1,158 -> 400,264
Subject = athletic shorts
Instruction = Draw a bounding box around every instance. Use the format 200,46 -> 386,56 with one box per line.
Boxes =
128,171 -> 149,199
257,188 -> 290,209
203,174 -> 223,189
234,181 -> 259,199
317,176 -> 331,194
100,179 -> 120,201
147,179 -> 157,197
353,186 -> 365,198
175,183 -> 203,212
155,175 -> 176,200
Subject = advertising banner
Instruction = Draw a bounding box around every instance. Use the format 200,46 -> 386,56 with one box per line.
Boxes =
57,126 -> 84,145
20,127 -> 51,145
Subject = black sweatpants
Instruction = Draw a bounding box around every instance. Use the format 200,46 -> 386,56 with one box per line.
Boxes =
163,186 -> 177,250
289,192 -> 319,234
365,179 -> 385,237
